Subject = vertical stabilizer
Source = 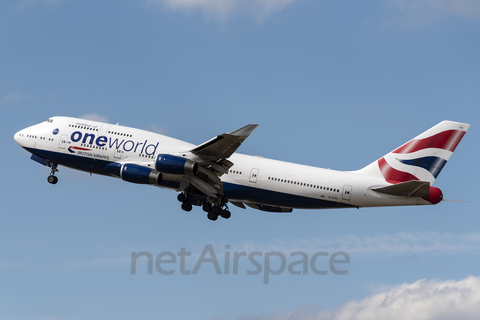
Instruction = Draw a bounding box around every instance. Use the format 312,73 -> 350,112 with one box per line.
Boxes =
358,121 -> 470,184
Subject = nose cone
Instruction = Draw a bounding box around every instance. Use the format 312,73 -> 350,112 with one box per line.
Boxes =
14,129 -> 28,147
14,130 -> 22,145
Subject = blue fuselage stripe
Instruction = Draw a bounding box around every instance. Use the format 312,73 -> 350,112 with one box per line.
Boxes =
26,147 -> 353,209
222,183 -> 353,209
25,147 -> 113,176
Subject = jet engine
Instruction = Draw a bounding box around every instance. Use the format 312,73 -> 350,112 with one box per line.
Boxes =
106,163 -> 161,185
155,154 -> 198,175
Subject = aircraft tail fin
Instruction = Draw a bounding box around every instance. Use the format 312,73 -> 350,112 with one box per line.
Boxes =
358,121 -> 470,184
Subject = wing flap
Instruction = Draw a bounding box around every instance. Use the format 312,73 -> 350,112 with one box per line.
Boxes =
197,166 -> 222,185
188,176 -> 218,198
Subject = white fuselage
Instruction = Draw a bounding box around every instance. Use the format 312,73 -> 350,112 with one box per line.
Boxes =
14,116 -> 436,211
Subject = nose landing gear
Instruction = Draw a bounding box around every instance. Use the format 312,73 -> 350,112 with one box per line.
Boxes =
47,163 -> 59,184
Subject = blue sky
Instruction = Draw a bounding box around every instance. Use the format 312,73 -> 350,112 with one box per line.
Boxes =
1,0 -> 479,319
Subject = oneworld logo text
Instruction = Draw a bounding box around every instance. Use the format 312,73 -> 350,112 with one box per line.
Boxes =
70,131 -> 159,155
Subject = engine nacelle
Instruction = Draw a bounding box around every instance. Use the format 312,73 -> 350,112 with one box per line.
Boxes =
106,163 -> 162,185
155,154 -> 198,175
121,163 -> 162,185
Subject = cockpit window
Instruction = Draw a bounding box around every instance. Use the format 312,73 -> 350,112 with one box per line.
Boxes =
46,118 -> 53,123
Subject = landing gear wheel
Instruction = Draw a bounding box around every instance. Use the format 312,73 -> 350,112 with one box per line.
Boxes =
220,210 -> 231,219
177,193 -> 187,202
47,163 -> 59,184
202,203 -> 212,212
207,212 -> 218,221
181,202 -> 192,212
47,175 -> 58,184
211,206 -> 221,216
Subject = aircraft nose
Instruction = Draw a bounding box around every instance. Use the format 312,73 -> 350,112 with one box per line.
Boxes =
14,130 -> 23,145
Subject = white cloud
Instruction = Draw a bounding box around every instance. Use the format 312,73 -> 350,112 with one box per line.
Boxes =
79,113 -> 109,123
238,275 -> 480,320
3,92 -> 34,104
146,0 -> 299,21
145,124 -> 168,134
386,0 -> 480,26
16,0 -> 64,10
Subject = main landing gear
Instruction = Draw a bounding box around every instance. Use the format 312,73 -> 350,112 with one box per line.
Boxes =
203,198 -> 231,221
47,163 -> 59,184
177,193 -> 192,212
204,203 -> 231,221
177,192 -> 231,221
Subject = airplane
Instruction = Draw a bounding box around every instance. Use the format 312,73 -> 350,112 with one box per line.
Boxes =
14,117 -> 470,221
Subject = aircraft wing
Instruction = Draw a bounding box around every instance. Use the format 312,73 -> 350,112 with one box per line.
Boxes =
191,124 -> 258,161
181,124 -> 258,198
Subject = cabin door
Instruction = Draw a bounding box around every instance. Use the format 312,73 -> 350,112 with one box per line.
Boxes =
342,185 -> 352,201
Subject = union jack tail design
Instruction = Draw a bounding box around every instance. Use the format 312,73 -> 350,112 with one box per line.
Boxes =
359,121 -> 470,184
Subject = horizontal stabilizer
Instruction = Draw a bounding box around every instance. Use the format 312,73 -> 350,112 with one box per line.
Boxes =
372,180 -> 430,197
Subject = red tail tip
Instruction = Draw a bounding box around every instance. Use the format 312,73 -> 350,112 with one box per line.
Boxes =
423,187 -> 443,204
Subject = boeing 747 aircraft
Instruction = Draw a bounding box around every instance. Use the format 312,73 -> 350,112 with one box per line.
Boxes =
14,118 -> 469,220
